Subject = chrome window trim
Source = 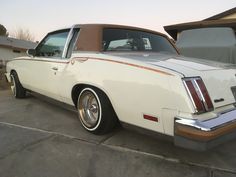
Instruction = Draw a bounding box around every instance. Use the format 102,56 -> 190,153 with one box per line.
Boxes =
62,25 -> 76,59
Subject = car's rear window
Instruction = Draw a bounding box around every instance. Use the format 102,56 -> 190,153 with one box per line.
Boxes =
103,28 -> 177,54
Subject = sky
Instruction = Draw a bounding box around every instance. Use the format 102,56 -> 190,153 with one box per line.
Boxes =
0,0 -> 236,41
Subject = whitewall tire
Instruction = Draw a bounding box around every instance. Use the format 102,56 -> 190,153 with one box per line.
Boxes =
77,87 -> 118,134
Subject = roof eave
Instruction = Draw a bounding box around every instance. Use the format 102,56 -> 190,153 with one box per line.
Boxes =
164,19 -> 236,40
204,7 -> 236,20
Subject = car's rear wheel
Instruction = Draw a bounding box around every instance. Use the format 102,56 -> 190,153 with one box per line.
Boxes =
77,87 -> 117,134
10,71 -> 26,98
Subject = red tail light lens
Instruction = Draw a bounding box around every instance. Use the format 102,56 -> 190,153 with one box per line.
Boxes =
196,79 -> 214,111
183,77 -> 214,113
184,80 -> 205,113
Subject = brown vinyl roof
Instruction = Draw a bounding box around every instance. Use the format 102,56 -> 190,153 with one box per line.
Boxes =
75,24 -> 167,37
73,24 -> 170,52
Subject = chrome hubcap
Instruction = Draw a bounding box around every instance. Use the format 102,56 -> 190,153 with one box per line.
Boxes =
78,90 -> 100,128
10,75 -> 16,97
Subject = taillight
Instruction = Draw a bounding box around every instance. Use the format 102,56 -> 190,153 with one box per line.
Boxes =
195,79 -> 214,110
183,77 -> 213,113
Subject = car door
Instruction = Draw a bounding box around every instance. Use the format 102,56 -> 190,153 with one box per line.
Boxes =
24,29 -> 76,101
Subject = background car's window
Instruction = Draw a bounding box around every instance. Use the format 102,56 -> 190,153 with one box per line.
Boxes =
108,39 -> 132,51
36,30 -> 69,58
103,28 -> 177,54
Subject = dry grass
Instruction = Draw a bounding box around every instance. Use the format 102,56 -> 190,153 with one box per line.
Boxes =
0,66 -> 10,90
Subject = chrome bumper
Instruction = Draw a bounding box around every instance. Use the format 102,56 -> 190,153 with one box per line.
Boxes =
174,109 -> 236,151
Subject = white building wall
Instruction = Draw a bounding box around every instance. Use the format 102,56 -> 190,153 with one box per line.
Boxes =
0,47 -> 26,66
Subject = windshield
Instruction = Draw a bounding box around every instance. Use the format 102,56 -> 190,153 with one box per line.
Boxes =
103,28 -> 177,54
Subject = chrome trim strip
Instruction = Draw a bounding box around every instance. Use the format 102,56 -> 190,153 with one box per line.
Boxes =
62,25 -> 76,59
193,79 -> 209,111
72,57 -> 174,76
149,63 -> 185,77
182,79 -> 198,113
175,109 -> 236,131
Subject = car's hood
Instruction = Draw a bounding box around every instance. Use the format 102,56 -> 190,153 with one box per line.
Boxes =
106,52 -> 236,76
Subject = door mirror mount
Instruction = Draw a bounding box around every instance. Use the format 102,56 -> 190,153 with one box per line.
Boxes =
27,49 -> 36,57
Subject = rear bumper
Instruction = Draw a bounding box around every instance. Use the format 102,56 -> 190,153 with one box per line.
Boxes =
174,109 -> 236,151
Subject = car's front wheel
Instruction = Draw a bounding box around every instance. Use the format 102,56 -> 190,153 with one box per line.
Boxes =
77,87 -> 118,134
10,71 -> 26,98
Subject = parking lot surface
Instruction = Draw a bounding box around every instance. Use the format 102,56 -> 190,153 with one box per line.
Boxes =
0,89 -> 236,177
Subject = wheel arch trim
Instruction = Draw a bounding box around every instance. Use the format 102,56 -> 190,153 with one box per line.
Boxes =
71,83 -> 119,119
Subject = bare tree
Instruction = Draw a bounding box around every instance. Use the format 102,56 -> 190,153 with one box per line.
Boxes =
11,28 -> 35,42
0,24 -> 8,36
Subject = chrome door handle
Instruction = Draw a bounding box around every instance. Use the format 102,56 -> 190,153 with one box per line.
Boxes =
52,67 -> 58,71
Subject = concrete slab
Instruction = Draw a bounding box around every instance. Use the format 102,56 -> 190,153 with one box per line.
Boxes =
0,90 -> 114,144
0,93 -> 30,114
0,125 -> 209,177
0,124 -> 51,159
213,170 -> 236,177
1,90 -> 236,176
104,129 -> 236,173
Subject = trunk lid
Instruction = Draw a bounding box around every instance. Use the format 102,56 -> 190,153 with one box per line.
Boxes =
148,55 -> 236,108
197,69 -> 236,108
106,52 -> 236,108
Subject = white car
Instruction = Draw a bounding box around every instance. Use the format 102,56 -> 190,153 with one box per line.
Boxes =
5,24 -> 236,150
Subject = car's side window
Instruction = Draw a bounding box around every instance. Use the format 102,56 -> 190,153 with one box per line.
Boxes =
35,30 -> 70,58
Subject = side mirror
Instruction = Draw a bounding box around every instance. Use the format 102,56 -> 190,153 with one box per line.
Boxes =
27,49 -> 36,57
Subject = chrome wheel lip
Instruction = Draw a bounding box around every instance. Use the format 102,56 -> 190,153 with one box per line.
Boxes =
77,88 -> 102,131
10,75 -> 16,97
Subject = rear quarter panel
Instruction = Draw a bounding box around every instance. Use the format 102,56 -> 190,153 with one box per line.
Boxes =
61,54 -> 194,134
